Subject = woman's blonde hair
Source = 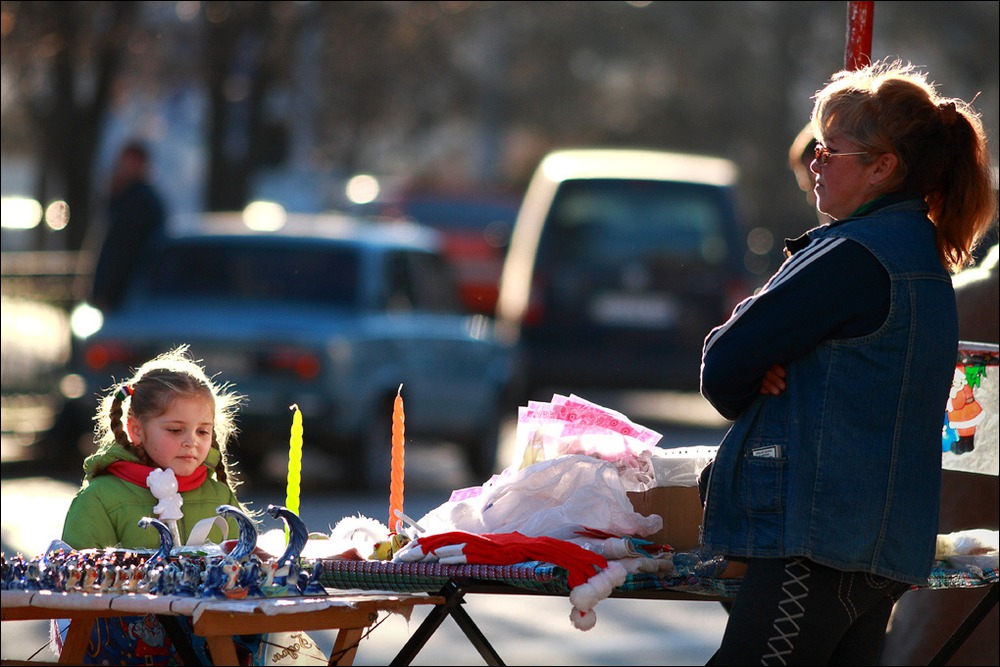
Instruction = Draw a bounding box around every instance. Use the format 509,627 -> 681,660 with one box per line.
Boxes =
812,59 -> 997,272
94,345 -> 243,488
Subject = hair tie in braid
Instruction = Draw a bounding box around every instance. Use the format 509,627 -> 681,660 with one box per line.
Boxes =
116,385 -> 134,402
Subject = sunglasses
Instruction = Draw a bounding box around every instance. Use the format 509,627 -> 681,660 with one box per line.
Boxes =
814,144 -> 870,166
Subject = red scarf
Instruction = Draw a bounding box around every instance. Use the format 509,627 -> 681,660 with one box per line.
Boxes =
107,461 -> 208,491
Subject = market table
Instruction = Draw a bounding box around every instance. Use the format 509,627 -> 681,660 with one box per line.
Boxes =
0,589 -> 443,665
314,558 -> 998,666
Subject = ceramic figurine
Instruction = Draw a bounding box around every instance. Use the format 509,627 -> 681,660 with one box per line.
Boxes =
137,516 -> 174,566
61,563 -> 82,592
266,505 -> 308,569
221,561 -> 249,599
138,565 -> 160,594
259,559 -> 279,589
154,563 -> 179,596
82,563 -> 100,591
175,558 -> 202,597
40,563 -> 60,592
111,565 -> 131,592
241,558 -> 266,598
199,559 -> 228,599
124,565 -> 143,593
301,560 -> 327,597
23,560 -> 42,591
216,504 -> 259,562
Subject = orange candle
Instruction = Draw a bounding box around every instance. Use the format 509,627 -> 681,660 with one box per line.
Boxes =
389,384 -> 405,534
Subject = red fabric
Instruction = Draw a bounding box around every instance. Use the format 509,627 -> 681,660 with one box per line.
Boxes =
107,461 -> 208,491
415,530 -> 609,588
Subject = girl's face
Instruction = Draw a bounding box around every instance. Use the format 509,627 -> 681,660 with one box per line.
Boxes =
812,134 -> 888,221
129,394 -> 215,477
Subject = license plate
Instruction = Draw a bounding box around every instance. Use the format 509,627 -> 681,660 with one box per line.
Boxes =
198,350 -> 251,377
588,292 -> 678,327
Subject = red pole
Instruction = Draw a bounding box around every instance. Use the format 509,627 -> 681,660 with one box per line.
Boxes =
845,1 -> 874,70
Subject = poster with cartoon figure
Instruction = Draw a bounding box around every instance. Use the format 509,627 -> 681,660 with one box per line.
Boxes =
942,343 -> 998,476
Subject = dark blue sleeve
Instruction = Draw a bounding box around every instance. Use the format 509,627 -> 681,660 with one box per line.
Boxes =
700,238 -> 889,420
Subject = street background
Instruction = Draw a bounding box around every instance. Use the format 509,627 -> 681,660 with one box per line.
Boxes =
3,3 -> 997,281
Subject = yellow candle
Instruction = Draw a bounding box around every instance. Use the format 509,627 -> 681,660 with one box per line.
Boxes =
285,404 -> 303,543
389,384 -> 405,534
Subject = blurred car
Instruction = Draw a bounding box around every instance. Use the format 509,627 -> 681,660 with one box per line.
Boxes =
367,188 -> 520,316
496,148 -> 755,398
58,212 -> 519,489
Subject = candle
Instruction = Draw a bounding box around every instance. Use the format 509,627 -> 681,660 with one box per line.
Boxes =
285,404 -> 303,543
389,384 -> 405,534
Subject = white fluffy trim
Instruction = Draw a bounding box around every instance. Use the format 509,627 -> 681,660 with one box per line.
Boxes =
570,606 -> 598,631
569,561 -> 627,611
330,515 -> 390,545
567,562 -> 628,630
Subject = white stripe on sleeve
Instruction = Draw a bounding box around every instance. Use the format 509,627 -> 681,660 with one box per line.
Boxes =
703,237 -> 848,352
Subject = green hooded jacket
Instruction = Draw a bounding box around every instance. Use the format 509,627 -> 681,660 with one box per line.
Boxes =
61,442 -> 247,550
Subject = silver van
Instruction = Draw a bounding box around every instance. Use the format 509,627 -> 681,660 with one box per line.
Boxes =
496,148 -> 754,397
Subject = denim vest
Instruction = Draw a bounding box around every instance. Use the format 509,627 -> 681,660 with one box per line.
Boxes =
701,199 -> 958,585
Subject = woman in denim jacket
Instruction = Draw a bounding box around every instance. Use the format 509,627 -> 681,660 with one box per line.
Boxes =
700,60 -> 996,665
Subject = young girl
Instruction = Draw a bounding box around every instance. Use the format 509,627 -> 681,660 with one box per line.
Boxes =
61,345 -> 246,548
57,345 -> 261,665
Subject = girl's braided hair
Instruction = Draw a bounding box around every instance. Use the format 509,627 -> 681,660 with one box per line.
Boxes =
95,345 -> 244,488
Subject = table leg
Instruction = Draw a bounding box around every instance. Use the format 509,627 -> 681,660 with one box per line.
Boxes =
927,583 -> 999,666
329,627 -> 364,666
204,634 -> 241,666
448,603 -> 505,666
59,618 -> 93,665
390,581 -> 505,666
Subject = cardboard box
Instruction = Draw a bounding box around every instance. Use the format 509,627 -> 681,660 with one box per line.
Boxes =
628,486 -> 747,577
627,486 -> 704,552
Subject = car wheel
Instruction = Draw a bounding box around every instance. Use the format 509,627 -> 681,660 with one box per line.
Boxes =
344,397 -> 394,492
464,403 -> 501,483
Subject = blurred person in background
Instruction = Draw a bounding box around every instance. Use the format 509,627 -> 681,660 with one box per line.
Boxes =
89,140 -> 166,312
35,141 -> 167,466
700,59 -> 996,665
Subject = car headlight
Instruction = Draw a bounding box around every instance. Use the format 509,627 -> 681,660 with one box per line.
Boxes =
69,303 -> 103,339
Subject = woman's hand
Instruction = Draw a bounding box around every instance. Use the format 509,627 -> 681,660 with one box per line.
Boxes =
759,363 -> 787,396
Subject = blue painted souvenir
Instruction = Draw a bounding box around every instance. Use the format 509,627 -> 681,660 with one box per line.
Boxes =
266,505 -> 309,568
216,504 -> 259,561
137,516 -> 174,567
198,558 -> 228,599
301,560 -> 327,596
175,558 -> 202,597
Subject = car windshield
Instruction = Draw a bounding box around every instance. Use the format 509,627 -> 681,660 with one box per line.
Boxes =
147,241 -> 361,307
540,179 -> 731,265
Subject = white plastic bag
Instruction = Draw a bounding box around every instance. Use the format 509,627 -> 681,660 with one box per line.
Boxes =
510,394 -> 663,491
416,454 -> 662,541
935,529 -> 999,571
